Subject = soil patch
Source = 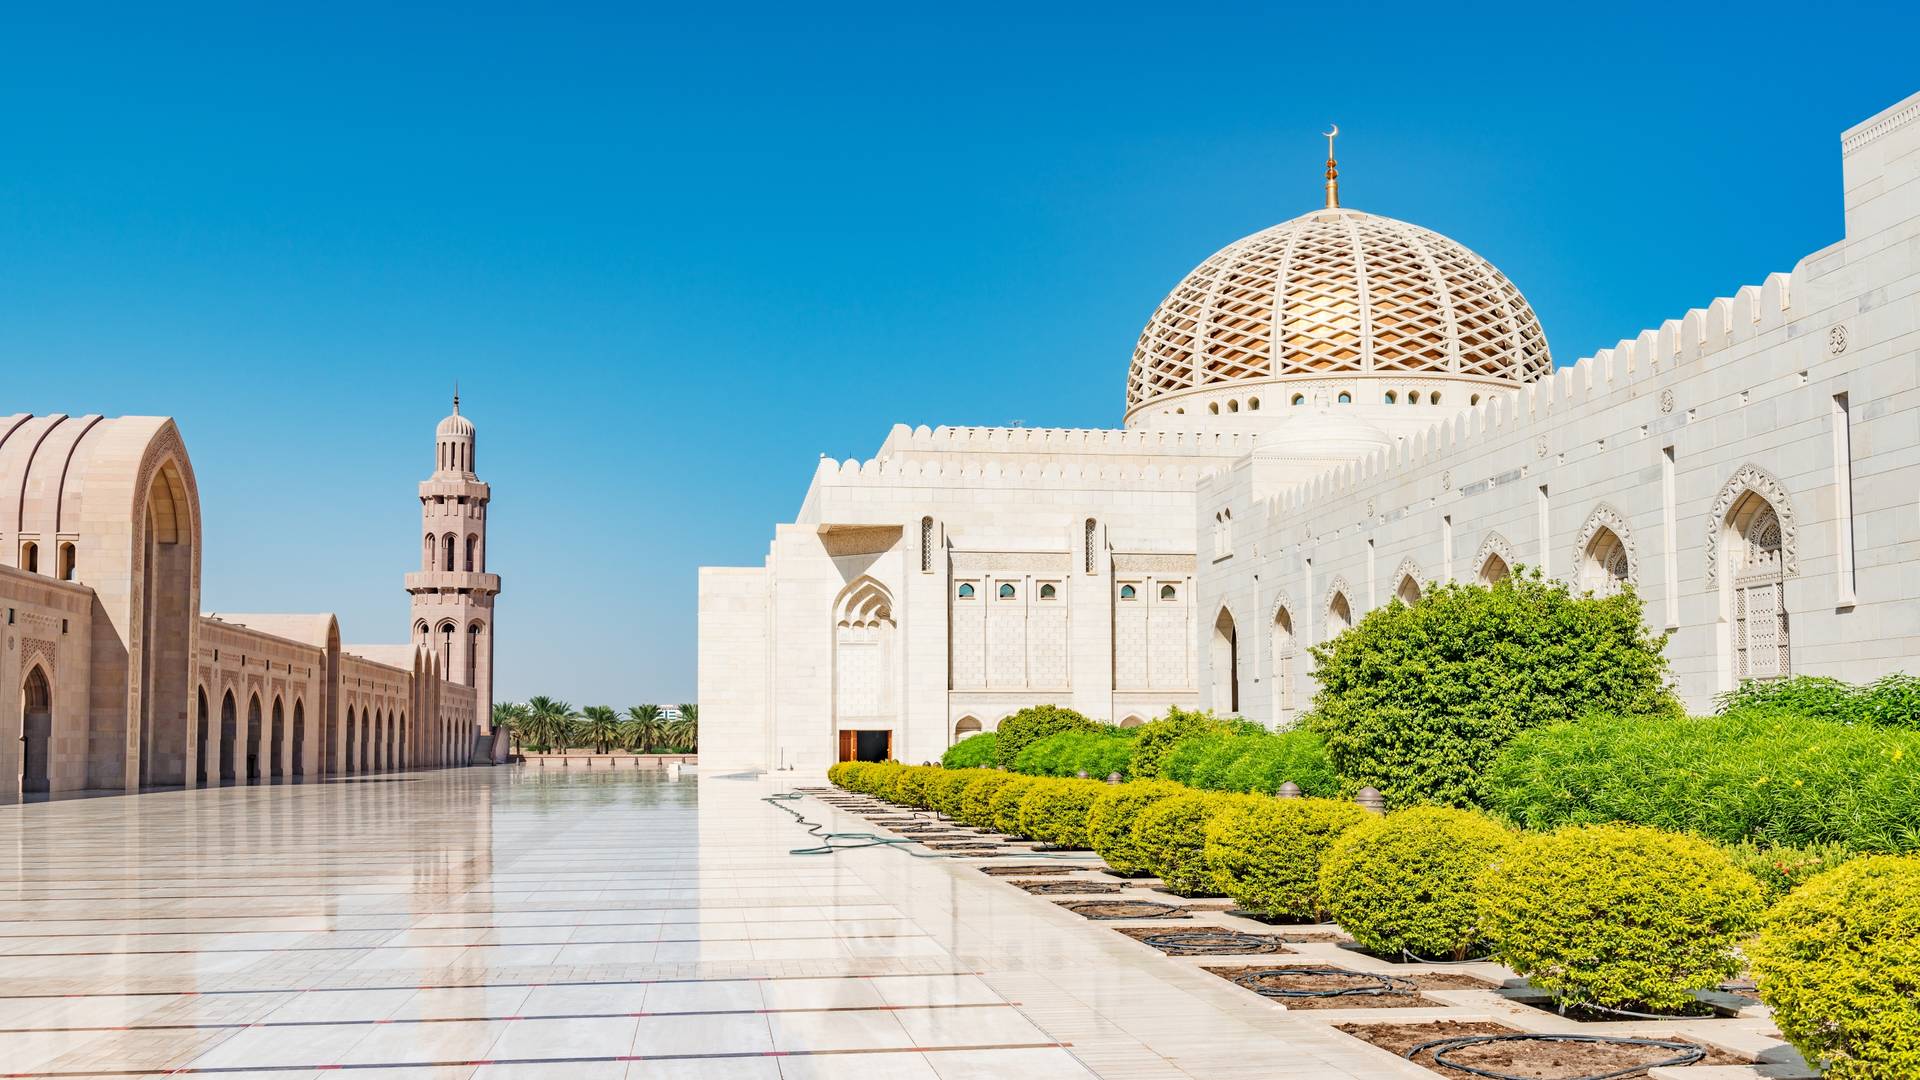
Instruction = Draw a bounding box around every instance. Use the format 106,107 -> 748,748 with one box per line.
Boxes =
1114,926 -> 1291,956
1513,997 -> 1725,1023
1203,965 -> 1493,1010
1055,899 -> 1192,920
979,864 -> 1074,877
1009,879 -> 1126,895
1337,1019 -> 1742,1077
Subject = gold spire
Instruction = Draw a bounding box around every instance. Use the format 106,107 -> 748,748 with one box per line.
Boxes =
1323,124 -> 1340,209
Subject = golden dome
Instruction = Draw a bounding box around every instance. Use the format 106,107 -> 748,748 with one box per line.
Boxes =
1125,207 -> 1551,418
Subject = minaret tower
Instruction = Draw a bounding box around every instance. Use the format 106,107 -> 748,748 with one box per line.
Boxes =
405,393 -> 501,755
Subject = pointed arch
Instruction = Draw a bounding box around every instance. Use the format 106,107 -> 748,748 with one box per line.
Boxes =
1716,473 -> 1794,685
1269,593 -> 1297,725
1473,531 -> 1517,584
833,576 -> 897,725
1575,503 -> 1637,595
269,695 -> 285,779
1706,465 -> 1797,585
20,665 -> 52,794
1211,605 -> 1240,713
954,715 -> 981,739
1392,557 -> 1423,604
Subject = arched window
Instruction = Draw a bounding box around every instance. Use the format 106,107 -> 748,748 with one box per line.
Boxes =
467,625 -> 481,687
1271,607 -> 1295,724
1478,553 -> 1510,584
1470,394 -> 1481,406
1409,391 -> 1422,404
1211,608 -> 1240,712
1291,394 -> 1306,406
1582,526 -> 1632,597
1397,576 -> 1421,605
1727,493 -> 1789,681
920,516 -> 934,573
1384,391 -> 1397,404
954,716 -> 981,739
998,583 -> 1016,599
443,534 -> 455,572
957,583 -> 975,599
1119,715 -> 1145,728
1248,397 -> 1260,410
1119,585 -> 1137,600
1327,592 -> 1353,635
20,541 -> 36,574
465,534 -> 478,571
1431,393 -> 1442,405
1337,391 -> 1352,404
1227,399 -> 1239,413
1039,583 -> 1057,600
1084,518 -> 1097,574
1208,402 -> 1220,415
441,622 -> 456,672
56,543 -> 75,581
423,533 -> 436,570
1160,584 -> 1177,600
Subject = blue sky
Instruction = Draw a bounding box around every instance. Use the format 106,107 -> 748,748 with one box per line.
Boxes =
2,3 -> 1914,705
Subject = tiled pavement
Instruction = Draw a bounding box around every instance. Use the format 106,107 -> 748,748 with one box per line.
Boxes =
0,767 -> 1804,1078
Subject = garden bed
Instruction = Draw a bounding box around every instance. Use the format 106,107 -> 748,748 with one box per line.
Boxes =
1203,964 -> 1494,1010
1114,925 -> 1292,956
1336,1019 -> 1742,1078
978,864 -> 1075,877
1009,879 -> 1125,895
1055,899 -> 1194,920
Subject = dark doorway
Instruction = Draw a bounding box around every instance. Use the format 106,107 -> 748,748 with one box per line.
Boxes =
21,667 -> 52,795
270,699 -> 284,779
220,692 -> 237,783
292,702 -> 305,778
195,688 -> 209,785
838,729 -> 892,763
245,695 -> 262,782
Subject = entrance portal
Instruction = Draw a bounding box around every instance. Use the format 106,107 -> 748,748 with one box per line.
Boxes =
21,667 -> 51,795
837,729 -> 892,763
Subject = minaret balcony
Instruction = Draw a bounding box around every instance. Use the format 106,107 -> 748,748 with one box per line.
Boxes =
405,570 -> 502,596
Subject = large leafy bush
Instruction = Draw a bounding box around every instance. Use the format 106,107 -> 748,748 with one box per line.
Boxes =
1127,707 -> 1244,779
1131,791 -> 1240,896
1016,778 -> 1108,848
1160,730 -> 1337,796
1717,673 -> 1920,729
1086,780 -> 1187,875
1321,807 -> 1514,959
1306,572 -> 1674,808
1486,710 -> 1920,853
941,732 -> 998,769
1476,824 -> 1765,1010
1749,855 -> 1920,1078
1013,729 -> 1134,779
993,705 -> 1097,767
1204,797 -> 1369,919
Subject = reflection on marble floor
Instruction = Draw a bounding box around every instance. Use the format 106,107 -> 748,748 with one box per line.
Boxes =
0,768 -> 1397,1079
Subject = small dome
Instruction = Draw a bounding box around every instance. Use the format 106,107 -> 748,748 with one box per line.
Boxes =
437,397 -> 474,438
1127,207 -> 1550,420
1254,408 -> 1395,461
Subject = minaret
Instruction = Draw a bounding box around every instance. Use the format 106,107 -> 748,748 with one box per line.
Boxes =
404,393 -> 501,757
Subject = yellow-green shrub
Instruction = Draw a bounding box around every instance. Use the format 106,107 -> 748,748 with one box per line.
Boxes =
827,761 -> 860,789
927,769 -> 982,819
989,776 -> 1043,835
1320,806 -> 1513,958
1086,780 -> 1186,875
889,765 -> 939,808
1205,796 -> 1369,918
1017,778 -> 1108,848
1133,791 -> 1246,896
1749,855 -> 1920,1078
958,772 -> 1016,829
1477,825 -> 1765,1010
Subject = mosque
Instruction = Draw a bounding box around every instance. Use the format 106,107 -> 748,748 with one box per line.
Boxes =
0,399 -> 503,799
698,89 -> 1920,773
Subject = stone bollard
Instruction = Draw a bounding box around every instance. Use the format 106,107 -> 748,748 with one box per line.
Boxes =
1106,772 -> 1123,784
1075,769 -> 1089,779
1354,786 -> 1385,813
1277,781 -> 1301,799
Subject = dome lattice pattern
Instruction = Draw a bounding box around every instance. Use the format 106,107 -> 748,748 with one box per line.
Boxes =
1126,208 -> 1551,411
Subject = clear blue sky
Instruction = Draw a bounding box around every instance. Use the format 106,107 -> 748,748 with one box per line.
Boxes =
2,3 -> 1914,706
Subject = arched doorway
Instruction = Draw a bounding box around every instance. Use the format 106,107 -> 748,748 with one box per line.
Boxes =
138,456 -> 196,789
954,716 -> 981,741
1726,491 -> 1790,681
397,712 -> 407,770
1211,608 -> 1239,713
292,701 -> 306,778
833,577 -> 898,761
195,688 -> 209,785
219,691 -> 238,783
269,698 -> 285,779
1271,607 -> 1295,726
345,707 -> 357,775
21,667 -> 51,795
245,695 -> 262,782
360,709 -> 371,772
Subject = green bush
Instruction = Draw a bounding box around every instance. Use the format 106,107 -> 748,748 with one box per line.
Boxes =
1127,707 -> 1244,779
1017,778 -> 1108,848
1321,807 -> 1514,959
1486,710 -> 1920,853
957,772 -> 1017,829
1718,673 -> 1920,730
1476,824 -> 1765,1010
993,705 -> 1098,767
926,768 -> 983,819
1721,840 -> 1859,901
888,765 -> 939,807
1205,797 -> 1370,919
1086,780 -> 1187,875
1132,791 -> 1243,896
1160,729 -> 1339,797
1307,571 -> 1675,808
1013,729 -> 1134,779
989,776 -> 1043,835
1749,855 -> 1920,1078
941,732 -> 999,769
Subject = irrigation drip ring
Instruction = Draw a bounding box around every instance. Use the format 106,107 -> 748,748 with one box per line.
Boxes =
1062,899 -> 1187,920
1404,1033 -> 1706,1080
1229,967 -> 1419,999
1139,930 -> 1284,955
1565,1001 -> 1718,1021
762,792 -> 1102,861
1401,947 -> 1493,965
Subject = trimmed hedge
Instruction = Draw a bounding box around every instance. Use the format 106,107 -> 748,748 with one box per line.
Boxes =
1321,807 -> 1514,959
993,705 -> 1097,767
941,732 -> 998,769
1016,778 -> 1109,849
1013,730 -> 1135,780
989,776 -> 1043,836
1086,780 -> 1187,876
1476,824 -> 1765,1010
927,768 -> 984,819
1205,796 -> 1369,919
1132,791 -> 1240,896
958,772 -> 1018,829
1750,855 -> 1920,1078
888,765 -> 938,808
1486,710 -> 1920,853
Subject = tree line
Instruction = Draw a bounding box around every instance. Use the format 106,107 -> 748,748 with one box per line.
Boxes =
493,697 -> 698,754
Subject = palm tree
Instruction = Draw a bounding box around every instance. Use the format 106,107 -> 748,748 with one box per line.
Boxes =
667,703 -> 698,753
579,705 -> 621,753
623,704 -> 664,753
492,701 -> 529,754
523,696 -> 576,753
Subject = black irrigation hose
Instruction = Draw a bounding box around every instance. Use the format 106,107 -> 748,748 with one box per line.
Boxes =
1139,930 -> 1284,955
763,791 -> 1101,861
1400,947 -> 1493,965
1230,967 -> 1419,998
1404,1033 -> 1707,1080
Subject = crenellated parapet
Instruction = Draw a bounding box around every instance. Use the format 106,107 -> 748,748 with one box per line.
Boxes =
875,423 -> 1260,458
